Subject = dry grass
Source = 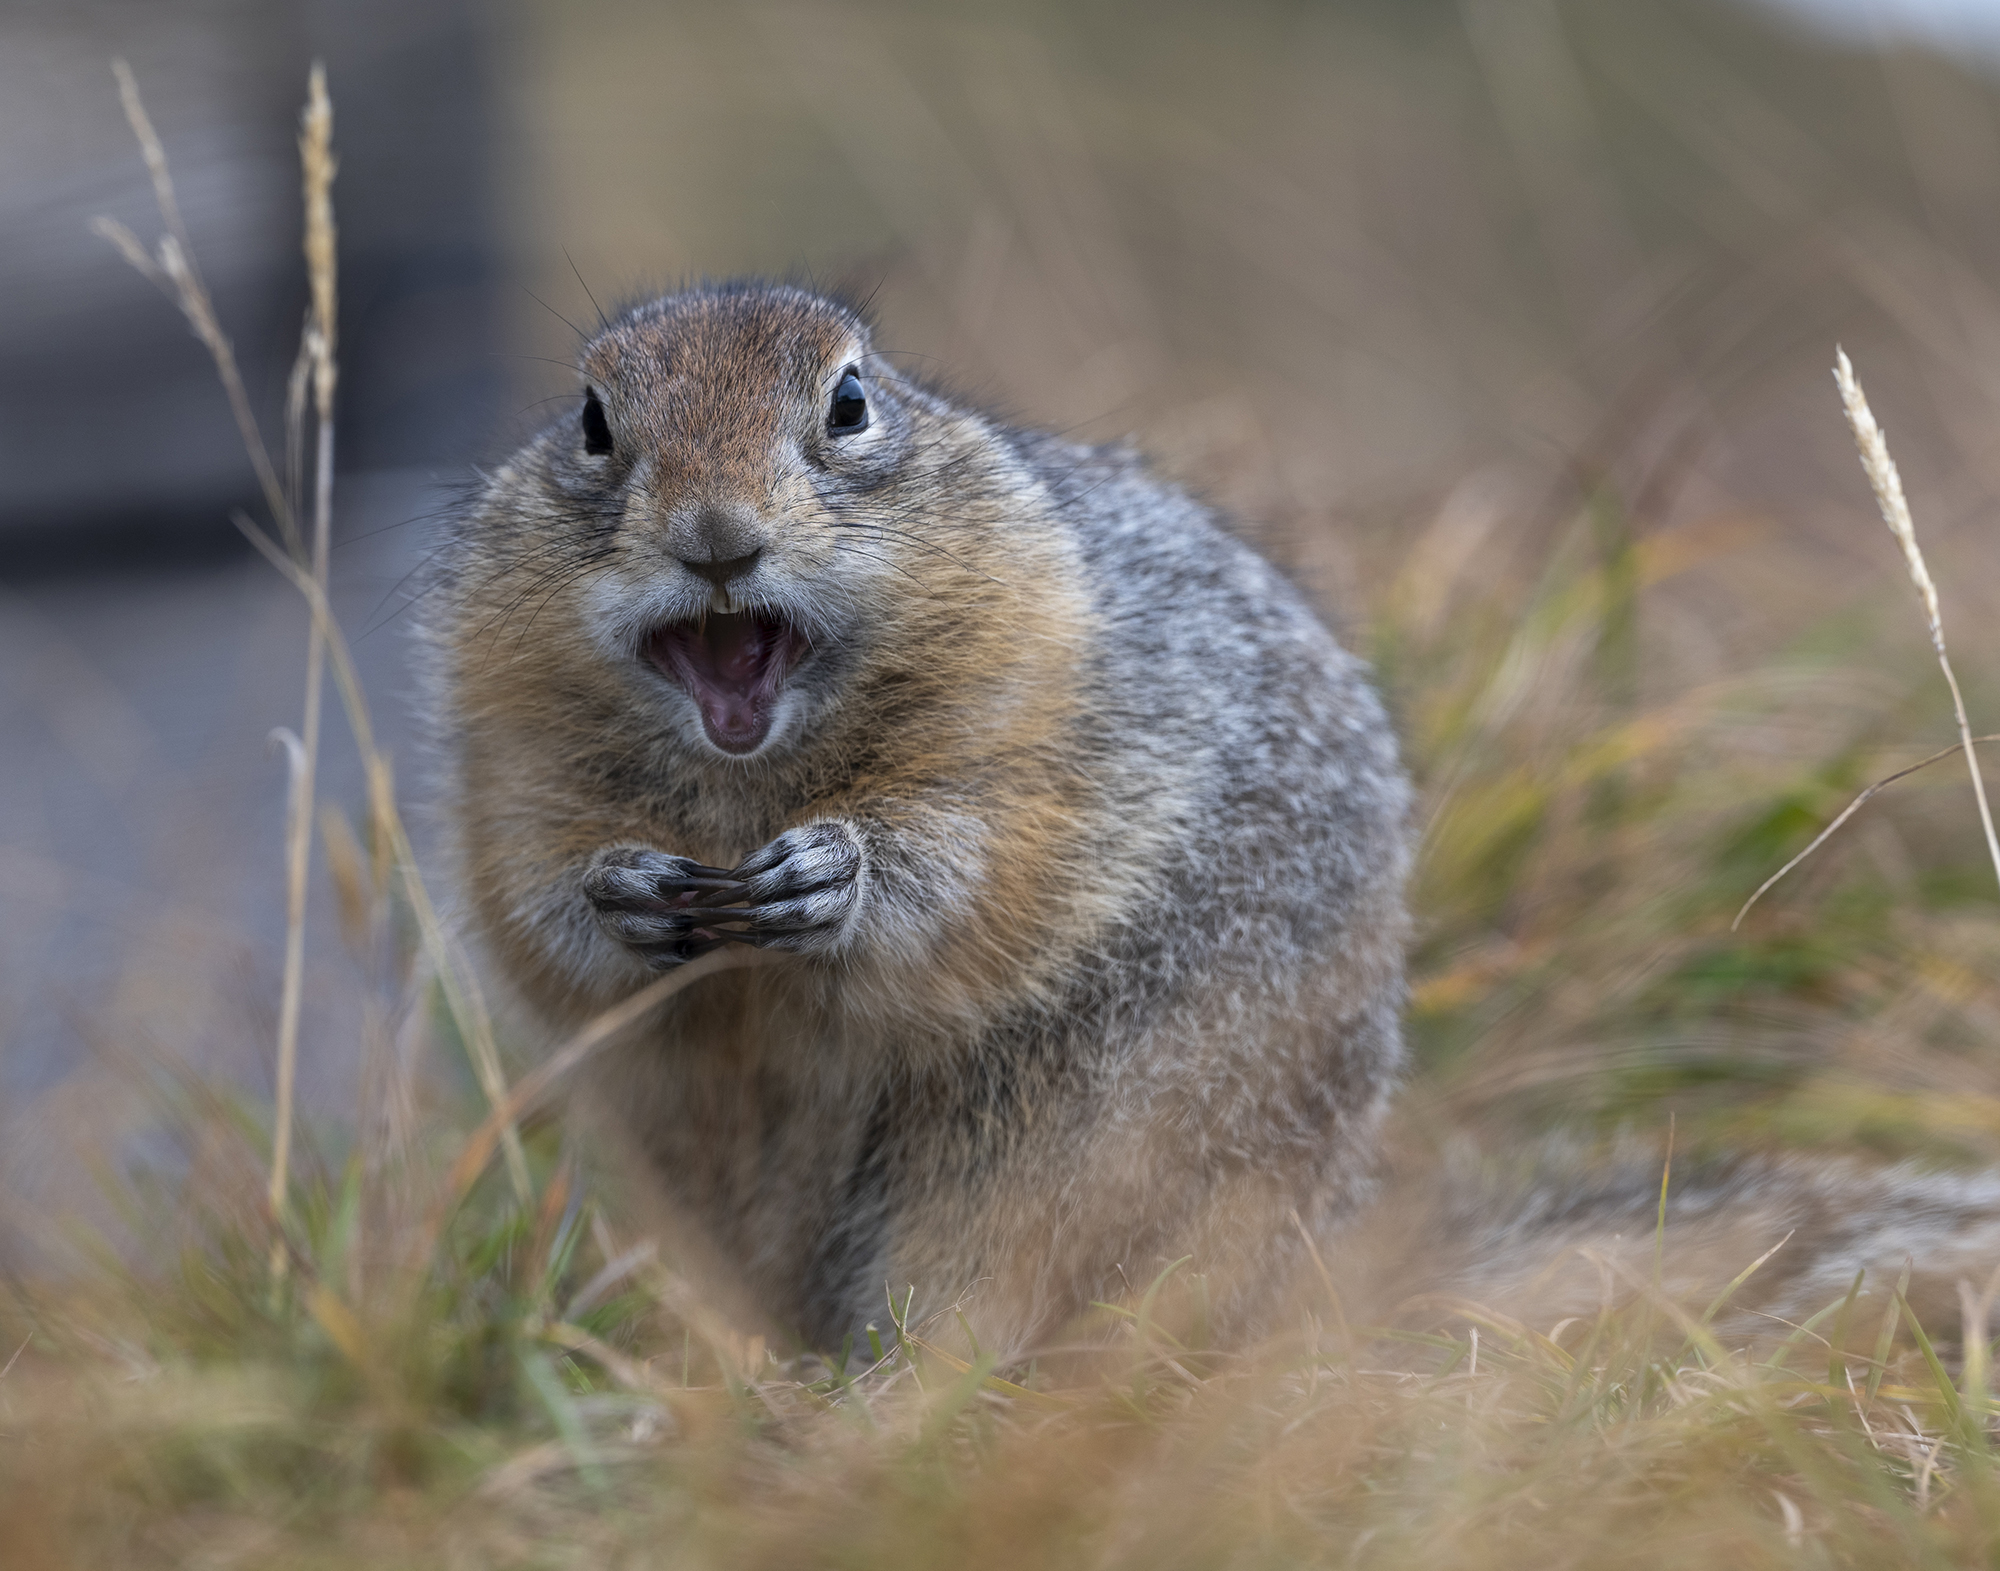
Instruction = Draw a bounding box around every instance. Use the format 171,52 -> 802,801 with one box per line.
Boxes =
13,5 -> 2000,1566
8,1118 -> 2000,1568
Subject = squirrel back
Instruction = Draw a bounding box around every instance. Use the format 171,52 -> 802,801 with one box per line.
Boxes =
424,283 -> 1411,1352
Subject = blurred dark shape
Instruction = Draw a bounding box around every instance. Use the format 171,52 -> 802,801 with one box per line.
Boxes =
0,0 -> 501,575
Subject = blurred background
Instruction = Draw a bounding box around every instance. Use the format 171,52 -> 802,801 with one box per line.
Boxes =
8,0 -> 2000,1261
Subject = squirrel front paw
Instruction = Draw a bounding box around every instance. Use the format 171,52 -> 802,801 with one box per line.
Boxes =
723,821 -> 865,956
582,824 -> 865,966
582,845 -> 743,969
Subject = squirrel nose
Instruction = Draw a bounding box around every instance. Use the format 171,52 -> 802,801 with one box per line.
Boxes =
678,549 -> 762,588
668,503 -> 767,587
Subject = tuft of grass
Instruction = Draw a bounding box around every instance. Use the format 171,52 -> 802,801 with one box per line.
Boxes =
13,1155 -> 2000,1567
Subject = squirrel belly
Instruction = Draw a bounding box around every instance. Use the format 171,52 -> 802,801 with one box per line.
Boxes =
424,283 -> 1411,1353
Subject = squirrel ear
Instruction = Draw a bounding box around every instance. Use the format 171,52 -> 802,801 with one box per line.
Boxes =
581,387 -> 613,456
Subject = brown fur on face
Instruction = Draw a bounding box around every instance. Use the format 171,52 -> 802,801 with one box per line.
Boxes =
423,283 -> 1413,1354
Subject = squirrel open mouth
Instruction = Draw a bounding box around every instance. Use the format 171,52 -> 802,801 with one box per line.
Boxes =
644,611 -> 810,755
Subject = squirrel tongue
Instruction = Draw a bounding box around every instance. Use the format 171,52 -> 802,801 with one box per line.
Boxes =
645,611 -> 801,754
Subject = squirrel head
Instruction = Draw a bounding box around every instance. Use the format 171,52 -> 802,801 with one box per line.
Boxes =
449,281 -> 1082,778
504,282 -> 1000,761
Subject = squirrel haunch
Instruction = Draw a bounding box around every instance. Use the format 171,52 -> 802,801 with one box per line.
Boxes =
426,283 -> 1411,1353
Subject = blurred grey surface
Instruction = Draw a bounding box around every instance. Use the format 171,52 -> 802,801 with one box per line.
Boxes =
0,473 -> 443,1239
0,0 -> 501,559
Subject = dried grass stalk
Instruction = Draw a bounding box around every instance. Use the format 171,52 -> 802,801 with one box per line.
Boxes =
1733,734 -> 2000,928
266,64 -> 339,1280
230,506 -> 534,1208
99,62 -> 299,557
1834,348 -> 2000,894
1734,355 -> 2000,926
98,65 -> 535,1240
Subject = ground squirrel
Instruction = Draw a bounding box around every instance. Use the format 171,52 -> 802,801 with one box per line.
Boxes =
426,282 -> 1409,1354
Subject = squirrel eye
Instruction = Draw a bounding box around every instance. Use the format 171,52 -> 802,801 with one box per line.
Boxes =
827,369 -> 868,434
581,387 -> 613,456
